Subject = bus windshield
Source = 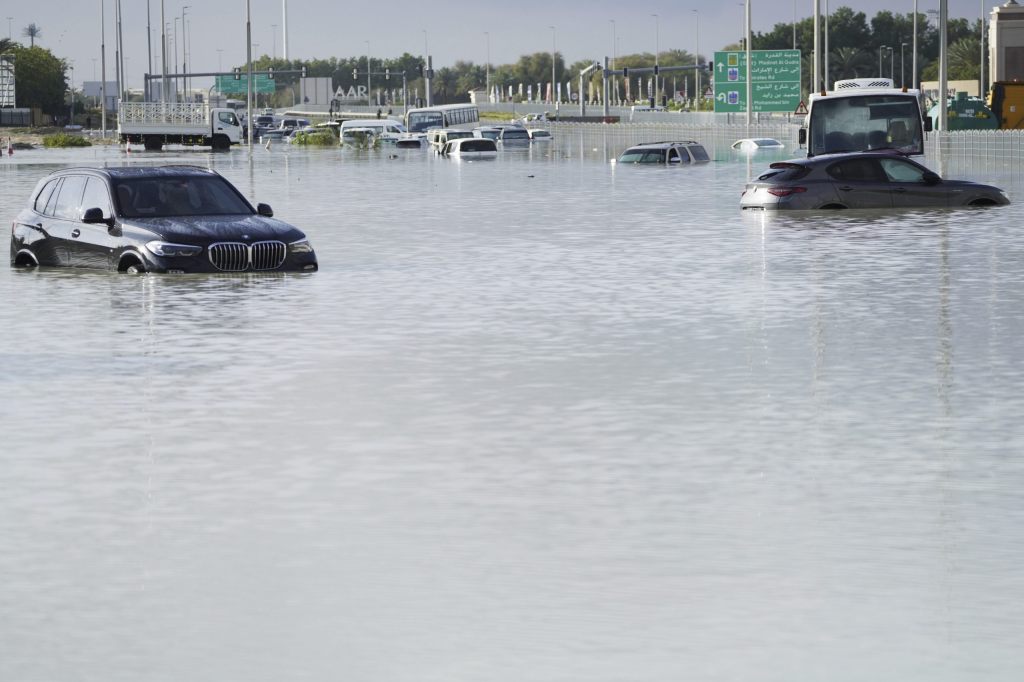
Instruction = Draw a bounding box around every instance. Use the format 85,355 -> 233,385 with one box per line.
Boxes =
809,94 -> 924,157
407,111 -> 444,132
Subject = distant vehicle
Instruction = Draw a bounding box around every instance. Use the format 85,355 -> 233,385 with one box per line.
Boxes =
405,103 -> 480,133
10,166 -> 318,273
740,151 -> 1009,210
395,134 -> 427,149
339,118 -> 407,144
731,137 -> 784,151
117,101 -> 242,151
800,78 -> 930,157
616,141 -> 710,165
473,126 -> 504,140
628,104 -> 667,121
512,112 -> 548,125
497,127 -> 531,144
526,128 -> 553,141
426,128 -> 475,150
439,137 -> 498,158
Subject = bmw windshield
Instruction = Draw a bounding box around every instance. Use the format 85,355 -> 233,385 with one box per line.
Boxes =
113,176 -> 254,218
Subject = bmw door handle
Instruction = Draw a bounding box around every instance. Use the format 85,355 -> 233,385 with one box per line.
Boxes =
838,186 -> 853,191
71,228 -> 81,238
892,187 -> 907,193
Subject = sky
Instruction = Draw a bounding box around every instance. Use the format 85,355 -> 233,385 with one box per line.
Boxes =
5,1 -> 995,89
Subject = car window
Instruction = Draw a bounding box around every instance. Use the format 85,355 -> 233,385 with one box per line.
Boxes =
81,177 -> 113,219
879,158 -> 930,183
218,111 -> 237,125
689,145 -> 710,162
53,175 -> 87,220
827,158 -> 887,182
34,178 -> 60,214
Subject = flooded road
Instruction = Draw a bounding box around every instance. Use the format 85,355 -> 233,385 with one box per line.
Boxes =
1,135 -> 1023,681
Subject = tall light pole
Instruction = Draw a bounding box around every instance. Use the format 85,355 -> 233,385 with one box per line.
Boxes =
101,0 -> 107,134
879,45 -> 886,77
246,0 -> 253,152
824,0 -> 830,90
217,48 -> 222,72
980,0 -> 986,98
484,31 -> 490,101
160,0 -> 167,101
888,46 -> 894,81
272,24 -> 277,59
939,0 -> 947,131
173,17 -> 179,101
366,40 -> 372,108
651,13 -> 659,104
181,6 -> 189,102
549,25 -> 556,109
693,10 -> 700,109
282,0 -> 289,60
913,0 -> 919,90
901,42 -> 908,88
610,19 -> 617,105
745,0 -> 752,124
145,1 -> 152,100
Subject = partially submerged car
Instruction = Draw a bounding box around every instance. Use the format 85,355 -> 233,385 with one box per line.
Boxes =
740,151 -> 1010,210
731,137 -> 785,152
10,166 -> 318,273
439,137 -> 498,158
616,141 -> 710,165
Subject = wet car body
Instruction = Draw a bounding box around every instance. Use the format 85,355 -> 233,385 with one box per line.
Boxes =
10,166 -> 318,273
740,151 -> 1010,210
617,141 -> 711,165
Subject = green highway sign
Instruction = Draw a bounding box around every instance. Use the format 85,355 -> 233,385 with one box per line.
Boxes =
215,74 -> 276,95
712,50 -> 801,113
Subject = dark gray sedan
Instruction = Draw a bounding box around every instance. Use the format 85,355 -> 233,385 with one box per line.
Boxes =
740,151 -> 1010,210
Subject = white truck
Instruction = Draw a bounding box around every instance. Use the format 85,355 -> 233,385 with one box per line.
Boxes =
799,78 -> 932,157
117,101 -> 243,151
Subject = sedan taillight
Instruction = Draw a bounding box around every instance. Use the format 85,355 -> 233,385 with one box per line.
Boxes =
767,186 -> 807,197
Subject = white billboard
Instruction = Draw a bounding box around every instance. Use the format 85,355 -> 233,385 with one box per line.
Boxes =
0,55 -> 15,108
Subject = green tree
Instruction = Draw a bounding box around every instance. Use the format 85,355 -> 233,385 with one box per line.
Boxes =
10,45 -> 66,115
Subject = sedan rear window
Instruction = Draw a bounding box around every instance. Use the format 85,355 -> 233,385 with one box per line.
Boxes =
760,163 -> 810,181
114,176 -> 254,218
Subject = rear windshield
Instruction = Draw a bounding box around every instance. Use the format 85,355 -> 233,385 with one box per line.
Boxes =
502,129 -> 530,139
619,149 -> 666,164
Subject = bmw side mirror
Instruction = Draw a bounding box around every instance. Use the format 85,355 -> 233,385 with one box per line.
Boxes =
923,171 -> 941,185
82,206 -> 115,228
256,203 -> 274,217
923,117 -> 933,133
798,128 -> 807,145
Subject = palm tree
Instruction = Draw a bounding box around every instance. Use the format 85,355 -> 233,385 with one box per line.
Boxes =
22,23 -> 41,48
0,38 -> 16,53
830,46 -> 875,82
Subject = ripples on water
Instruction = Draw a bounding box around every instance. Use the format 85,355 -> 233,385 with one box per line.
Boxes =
1,138 -> 1022,681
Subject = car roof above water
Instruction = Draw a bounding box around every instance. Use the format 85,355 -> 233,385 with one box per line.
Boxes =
46,165 -> 221,181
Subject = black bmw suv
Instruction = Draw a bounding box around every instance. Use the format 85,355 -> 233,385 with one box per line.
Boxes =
10,165 -> 318,274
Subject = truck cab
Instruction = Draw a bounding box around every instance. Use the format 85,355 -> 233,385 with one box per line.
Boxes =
800,79 -> 931,157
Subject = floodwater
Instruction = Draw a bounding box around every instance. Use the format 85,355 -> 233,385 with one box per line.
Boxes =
1,134 -> 1023,682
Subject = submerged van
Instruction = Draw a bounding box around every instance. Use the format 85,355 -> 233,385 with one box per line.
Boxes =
339,118 -> 407,144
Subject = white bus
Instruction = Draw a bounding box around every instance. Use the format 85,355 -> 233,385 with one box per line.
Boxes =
404,103 -> 480,133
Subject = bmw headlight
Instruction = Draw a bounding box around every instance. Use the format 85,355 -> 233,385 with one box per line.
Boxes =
146,241 -> 203,257
288,238 -> 314,254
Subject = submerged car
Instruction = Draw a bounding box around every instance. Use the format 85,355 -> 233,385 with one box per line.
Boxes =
616,141 -> 710,165
439,137 -> 498,158
731,137 -> 785,152
740,151 -> 1010,210
10,166 -> 318,273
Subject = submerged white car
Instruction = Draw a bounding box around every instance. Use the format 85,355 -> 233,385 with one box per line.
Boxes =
439,137 -> 498,158
732,137 -> 786,152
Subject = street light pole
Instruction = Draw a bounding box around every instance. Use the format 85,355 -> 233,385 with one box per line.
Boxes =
272,24 -> 276,59
880,45 -> 886,77
651,13 -> 659,105
610,19 -> 617,105
980,0 -> 986,98
181,6 -> 189,102
889,46 -> 894,81
366,40 -> 371,108
485,31 -> 490,102
549,25 -> 556,109
693,10 -> 700,109
901,42 -> 908,88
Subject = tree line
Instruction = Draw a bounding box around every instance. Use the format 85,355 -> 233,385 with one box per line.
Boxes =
0,8 -> 990,119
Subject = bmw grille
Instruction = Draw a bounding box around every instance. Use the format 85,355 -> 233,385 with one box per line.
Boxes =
208,241 -> 287,272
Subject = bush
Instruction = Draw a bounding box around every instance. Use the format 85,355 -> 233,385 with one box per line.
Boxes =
42,133 -> 92,148
291,130 -> 337,146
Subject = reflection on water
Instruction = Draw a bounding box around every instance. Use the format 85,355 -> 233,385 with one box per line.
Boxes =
1,137 -> 1023,682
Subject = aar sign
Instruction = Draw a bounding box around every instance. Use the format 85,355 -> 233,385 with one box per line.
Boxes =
712,50 -> 801,114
